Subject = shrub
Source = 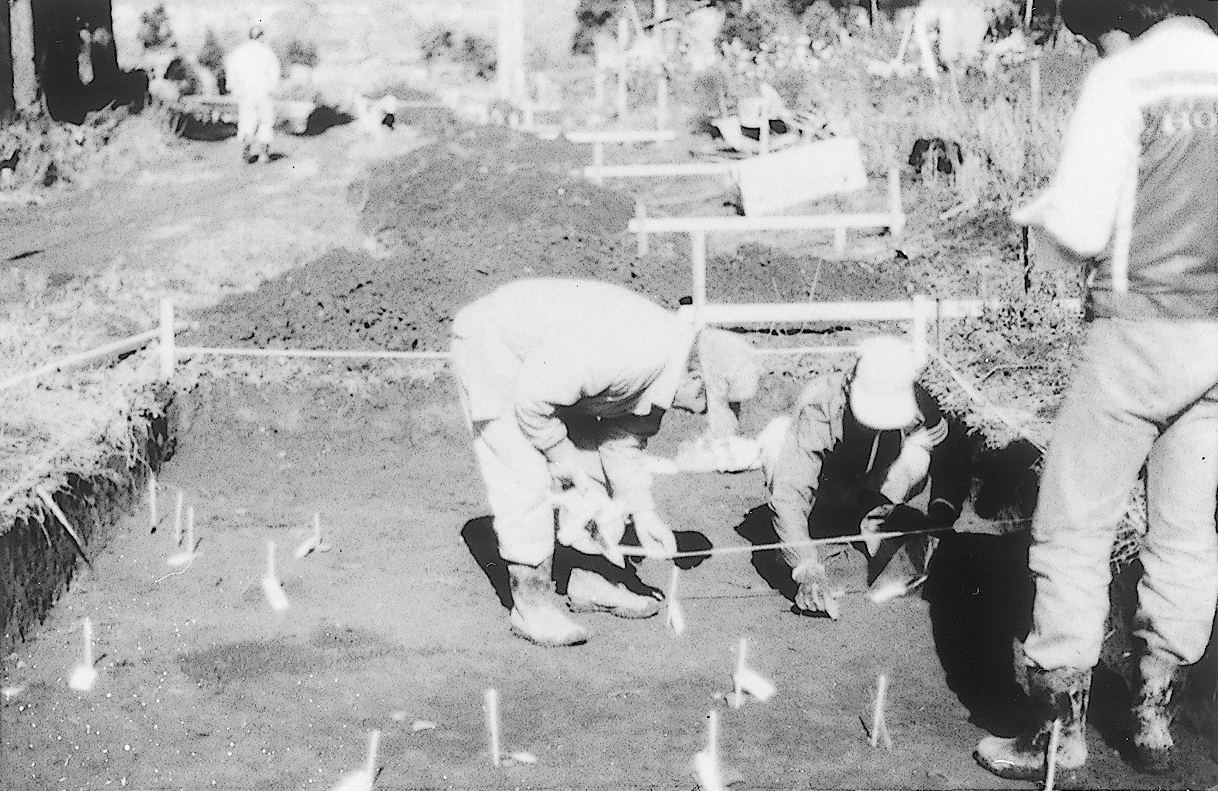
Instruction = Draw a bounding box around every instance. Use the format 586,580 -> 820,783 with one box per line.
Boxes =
283,38 -> 320,69
420,26 -> 497,80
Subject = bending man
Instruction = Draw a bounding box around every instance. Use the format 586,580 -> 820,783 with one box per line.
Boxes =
451,278 -> 759,647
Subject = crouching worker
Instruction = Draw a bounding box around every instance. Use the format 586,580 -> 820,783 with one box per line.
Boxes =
764,335 -> 969,619
451,278 -> 759,647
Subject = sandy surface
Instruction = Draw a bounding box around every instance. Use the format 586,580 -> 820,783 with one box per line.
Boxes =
3,109 -> 1217,789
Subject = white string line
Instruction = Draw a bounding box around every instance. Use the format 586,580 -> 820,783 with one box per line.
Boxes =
0,328 -> 162,392
619,524 -> 956,560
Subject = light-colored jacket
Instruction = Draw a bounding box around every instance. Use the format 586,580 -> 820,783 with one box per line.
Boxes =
451,278 -> 697,513
1014,17 -> 1218,320
223,39 -> 280,98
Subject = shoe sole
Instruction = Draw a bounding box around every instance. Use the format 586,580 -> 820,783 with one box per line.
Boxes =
568,598 -> 660,619
509,623 -> 589,647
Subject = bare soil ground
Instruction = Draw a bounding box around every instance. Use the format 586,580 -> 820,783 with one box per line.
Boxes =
4,110 -> 1218,790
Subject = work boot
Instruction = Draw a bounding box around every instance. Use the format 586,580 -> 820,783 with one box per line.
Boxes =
1130,652 -> 1184,774
975,666 -> 1091,780
567,568 -> 661,619
507,560 -> 589,647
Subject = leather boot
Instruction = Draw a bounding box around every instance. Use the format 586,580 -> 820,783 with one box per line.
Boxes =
567,568 -> 661,618
975,666 -> 1091,780
507,560 -> 589,647
1130,652 -> 1184,774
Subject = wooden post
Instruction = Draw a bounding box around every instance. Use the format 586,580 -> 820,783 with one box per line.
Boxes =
911,294 -> 932,371
691,231 -> 707,317
887,168 -> 905,239
10,0 -> 37,113
656,72 -> 668,131
497,0 -> 527,107
833,226 -> 847,255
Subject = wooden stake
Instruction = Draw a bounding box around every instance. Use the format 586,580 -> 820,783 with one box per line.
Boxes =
732,638 -> 746,709
1044,718 -> 1062,791
636,201 -> 649,257
486,688 -> 501,767
148,474 -> 157,532
167,505 -> 196,566
174,489 -> 184,545
666,565 -> 685,634
68,617 -> 98,692
261,540 -> 290,612
870,674 -> 893,749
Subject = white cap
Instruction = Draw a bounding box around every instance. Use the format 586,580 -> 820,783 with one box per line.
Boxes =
850,335 -> 921,430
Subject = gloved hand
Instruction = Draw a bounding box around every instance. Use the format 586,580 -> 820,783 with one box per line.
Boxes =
792,560 -> 840,620
555,487 -> 627,567
926,498 -> 960,529
546,439 -> 593,491
631,510 -> 677,558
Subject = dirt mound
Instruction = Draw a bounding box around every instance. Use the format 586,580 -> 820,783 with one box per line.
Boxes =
187,125 -> 702,352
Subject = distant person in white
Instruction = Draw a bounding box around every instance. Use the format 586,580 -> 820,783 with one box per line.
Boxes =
224,26 -> 280,163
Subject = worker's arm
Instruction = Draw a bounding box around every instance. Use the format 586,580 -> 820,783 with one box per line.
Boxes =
911,387 -> 970,528
768,388 -> 835,575
1012,62 -> 1140,258
597,409 -> 665,516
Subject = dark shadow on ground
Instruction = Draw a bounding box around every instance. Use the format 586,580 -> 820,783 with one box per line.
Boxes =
924,530 -> 1035,737
733,505 -> 798,603
176,113 -> 237,142
300,106 -> 355,137
459,515 -> 712,609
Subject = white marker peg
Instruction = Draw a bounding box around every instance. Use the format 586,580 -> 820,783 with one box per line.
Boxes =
329,729 -> 380,791
731,637 -> 776,704
148,474 -> 157,531
166,505 -> 196,567
869,674 -> 893,749
173,489 -> 184,544
485,688 -> 501,767
261,540 -> 290,612
296,512 -> 332,559
666,566 -> 685,635
1044,718 -> 1062,791
68,617 -> 99,692
691,711 -> 726,791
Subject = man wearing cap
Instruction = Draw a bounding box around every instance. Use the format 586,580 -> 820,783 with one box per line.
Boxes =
450,278 -> 759,647
224,26 -> 280,163
764,335 -> 970,620
973,0 -> 1218,780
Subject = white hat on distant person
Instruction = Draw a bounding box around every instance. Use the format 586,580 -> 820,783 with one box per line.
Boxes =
850,335 -> 921,430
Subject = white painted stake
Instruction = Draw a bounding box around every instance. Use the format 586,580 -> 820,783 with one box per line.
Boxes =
657,73 -> 669,131
911,294 -> 932,371
173,489 -> 184,545
732,638 -> 746,709
167,505 -> 195,566
68,617 -> 98,692
159,297 -> 175,381
1044,718 -> 1062,791
887,168 -> 905,239
666,565 -> 685,634
329,729 -> 380,791
691,231 -> 707,316
870,674 -> 893,749
261,540 -> 290,612
148,474 -> 157,531
692,711 -> 726,791
616,17 -> 629,121
485,688 -> 501,767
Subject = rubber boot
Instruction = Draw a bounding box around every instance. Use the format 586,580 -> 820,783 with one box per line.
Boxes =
975,666 -> 1091,780
1130,652 -> 1183,774
567,568 -> 661,619
507,560 -> 589,647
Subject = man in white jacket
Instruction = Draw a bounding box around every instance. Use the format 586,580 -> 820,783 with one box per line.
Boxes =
223,26 -> 280,163
451,279 -> 759,647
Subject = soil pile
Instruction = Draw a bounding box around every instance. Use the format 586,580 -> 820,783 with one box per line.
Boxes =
186,123 -> 915,353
